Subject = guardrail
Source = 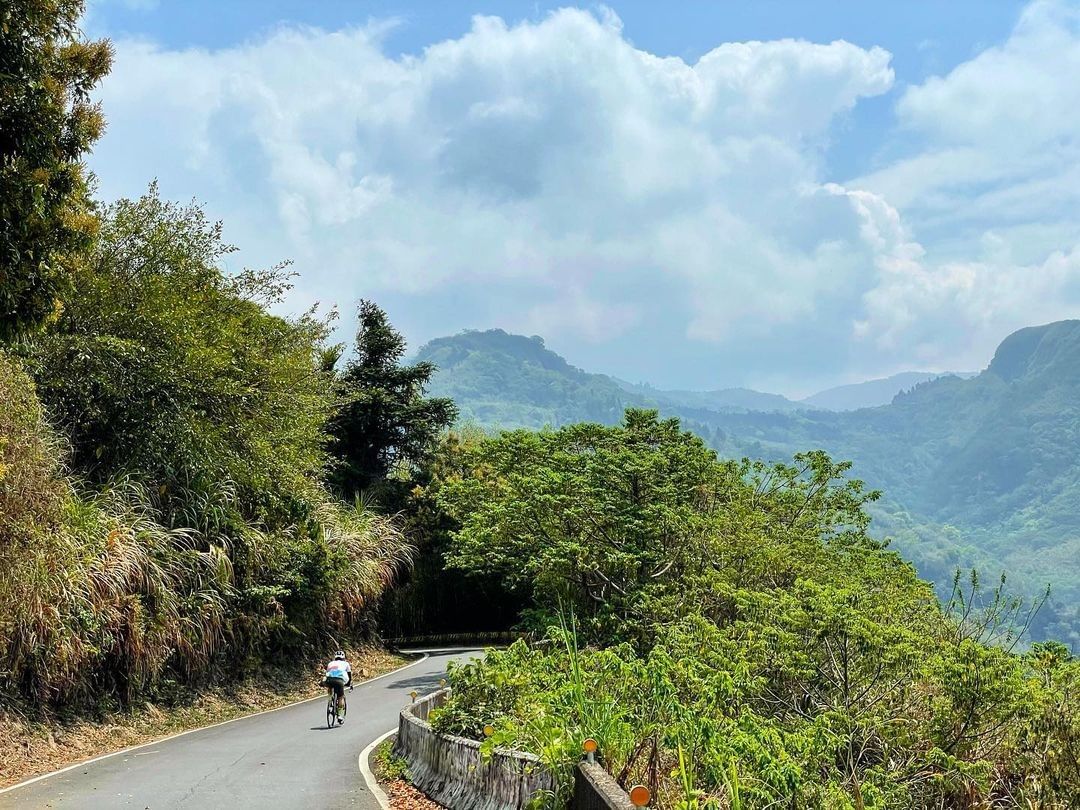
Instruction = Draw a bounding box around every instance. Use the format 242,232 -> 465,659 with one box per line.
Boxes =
387,631 -> 527,648
395,688 -> 557,810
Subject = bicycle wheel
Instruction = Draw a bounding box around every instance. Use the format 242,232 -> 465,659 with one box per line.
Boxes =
338,693 -> 347,724
326,693 -> 337,729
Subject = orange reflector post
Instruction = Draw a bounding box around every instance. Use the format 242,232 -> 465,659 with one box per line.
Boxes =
582,738 -> 598,754
629,785 -> 651,807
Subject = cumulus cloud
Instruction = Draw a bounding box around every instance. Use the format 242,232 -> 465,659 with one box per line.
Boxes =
89,8 -> 901,387
87,2 -> 1080,388
847,0 -> 1080,372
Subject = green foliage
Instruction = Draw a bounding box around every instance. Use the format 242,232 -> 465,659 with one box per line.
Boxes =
435,411 -> 1079,808
417,323 -> 1080,644
374,737 -> 412,783
439,410 -> 886,647
2,190 -> 411,708
0,0 -> 112,339
330,300 -> 456,502
24,187 -> 334,529
380,427 -> 527,638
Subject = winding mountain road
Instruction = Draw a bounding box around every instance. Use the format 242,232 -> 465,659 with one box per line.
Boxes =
1,649 -> 480,810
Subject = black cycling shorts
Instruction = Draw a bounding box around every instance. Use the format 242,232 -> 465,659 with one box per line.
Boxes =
326,675 -> 346,698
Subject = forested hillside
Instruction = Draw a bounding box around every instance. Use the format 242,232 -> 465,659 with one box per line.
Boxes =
420,323 -> 1080,644
0,2 -> 452,713
800,370 -> 976,410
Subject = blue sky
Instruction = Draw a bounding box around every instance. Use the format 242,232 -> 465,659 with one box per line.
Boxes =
84,0 -> 1080,394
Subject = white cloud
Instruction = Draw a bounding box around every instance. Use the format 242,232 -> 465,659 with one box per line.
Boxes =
846,0 -> 1080,371
88,2 -> 1080,388
90,8 -> 898,384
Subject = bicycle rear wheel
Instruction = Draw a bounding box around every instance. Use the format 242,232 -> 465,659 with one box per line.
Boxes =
338,693 -> 347,724
326,694 -> 337,729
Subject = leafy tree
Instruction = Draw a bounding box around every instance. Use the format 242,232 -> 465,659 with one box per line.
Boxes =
380,427 -> 527,638
330,300 -> 456,500
24,187 -> 336,527
439,409 -> 890,645
0,0 -> 112,339
434,410 -> 1079,808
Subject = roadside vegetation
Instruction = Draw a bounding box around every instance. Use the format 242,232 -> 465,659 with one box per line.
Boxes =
429,413 -> 1079,808
3,3 -> 1078,809
0,0 -> 451,765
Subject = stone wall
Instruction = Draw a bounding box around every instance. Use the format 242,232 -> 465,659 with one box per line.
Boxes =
571,762 -> 638,810
395,689 -> 558,810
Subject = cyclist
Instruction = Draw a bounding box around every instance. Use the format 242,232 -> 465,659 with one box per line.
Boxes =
324,651 -> 352,723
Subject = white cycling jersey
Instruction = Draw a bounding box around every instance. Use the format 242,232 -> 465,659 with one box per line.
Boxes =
325,659 -> 352,682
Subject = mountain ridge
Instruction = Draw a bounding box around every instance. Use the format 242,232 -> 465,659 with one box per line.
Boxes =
417,321 -> 1080,645
415,328 -> 969,418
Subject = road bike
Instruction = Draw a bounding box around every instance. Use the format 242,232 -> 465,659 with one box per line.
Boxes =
326,686 -> 347,728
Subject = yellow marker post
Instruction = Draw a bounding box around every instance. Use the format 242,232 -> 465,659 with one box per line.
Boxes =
483,724 -> 495,737
582,738 -> 598,764
409,690 -> 418,702
629,785 -> 651,807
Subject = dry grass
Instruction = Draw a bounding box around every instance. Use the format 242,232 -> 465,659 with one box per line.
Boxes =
0,646 -> 407,788
1,351 -> 412,712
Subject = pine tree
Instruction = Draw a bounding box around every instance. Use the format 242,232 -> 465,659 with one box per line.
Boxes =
330,300 -> 457,500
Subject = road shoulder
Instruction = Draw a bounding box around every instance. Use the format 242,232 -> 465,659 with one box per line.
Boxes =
0,647 -> 419,791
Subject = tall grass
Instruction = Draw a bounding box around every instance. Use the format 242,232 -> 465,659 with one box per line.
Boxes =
0,353 -> 409,710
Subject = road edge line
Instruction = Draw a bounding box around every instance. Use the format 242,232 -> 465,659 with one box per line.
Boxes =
0,652 -> 431,796
358,727 -> 397,809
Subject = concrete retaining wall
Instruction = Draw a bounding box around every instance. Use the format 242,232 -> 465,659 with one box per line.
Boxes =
395,689 -> 558,810
571,762 -> 637,810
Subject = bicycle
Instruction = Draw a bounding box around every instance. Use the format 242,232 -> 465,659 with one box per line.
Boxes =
326,685 -> 347,728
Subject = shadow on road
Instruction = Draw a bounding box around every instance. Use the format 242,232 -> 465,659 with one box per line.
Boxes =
383,673 -> 443,690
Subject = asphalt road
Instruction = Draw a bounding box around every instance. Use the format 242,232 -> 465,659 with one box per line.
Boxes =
0,649 -> 480,810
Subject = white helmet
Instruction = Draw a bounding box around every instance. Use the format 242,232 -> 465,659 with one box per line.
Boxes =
334,650 -> 346,660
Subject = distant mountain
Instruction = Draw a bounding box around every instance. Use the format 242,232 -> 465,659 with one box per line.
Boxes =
416,329 -> 640,428
416,329 -> 810,428
419,321 -> 1080,645
616,380 -> 807,412
801,371 -> 977,410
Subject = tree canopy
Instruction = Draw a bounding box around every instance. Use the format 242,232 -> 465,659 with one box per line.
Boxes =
330,300 -> 456,500
0,0 -> 112,339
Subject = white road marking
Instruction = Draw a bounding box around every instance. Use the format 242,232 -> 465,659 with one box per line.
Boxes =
357,727 -> 397,810
0,653 -> 431,796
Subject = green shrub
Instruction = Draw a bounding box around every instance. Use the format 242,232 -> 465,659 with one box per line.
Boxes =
435,412 -> 1079,808
1,188 -> 412,707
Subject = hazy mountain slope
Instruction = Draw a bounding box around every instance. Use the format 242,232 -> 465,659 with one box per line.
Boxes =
417,330 -> 642,428
699,321 -> 1080,643
419,321 -> 1080,645
800,371 -> 976,410
616,380 -> 809,412
418,330 -> 814,426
